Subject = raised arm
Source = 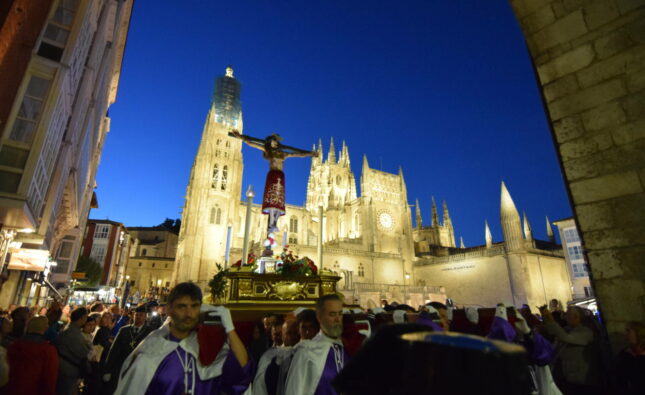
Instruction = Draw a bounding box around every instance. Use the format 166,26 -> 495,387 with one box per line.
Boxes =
281,144 -> 318,159
228,130 -> 265,152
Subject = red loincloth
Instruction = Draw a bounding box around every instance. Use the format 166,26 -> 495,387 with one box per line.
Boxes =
262,169 -> 286,214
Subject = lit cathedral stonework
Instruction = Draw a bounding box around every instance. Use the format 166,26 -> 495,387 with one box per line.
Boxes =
174,68 -> 574,309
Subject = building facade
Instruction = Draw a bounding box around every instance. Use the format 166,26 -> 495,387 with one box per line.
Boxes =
174,67 -> 572,309
553,218 -> 592,300
78,219 -> 130,287
125,226 -> 178,299
0,0 -> 132,306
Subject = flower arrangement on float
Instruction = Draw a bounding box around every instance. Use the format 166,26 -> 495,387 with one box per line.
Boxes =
231,252 -> 256,268
275,245 -> 318,276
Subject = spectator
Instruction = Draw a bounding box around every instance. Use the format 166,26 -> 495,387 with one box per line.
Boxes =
6,306 -> 30,345
0,317 -> 13,347
614,321 -> 645,395
55,307 -> 91,395
542,305 -> 601,395
5,316 -> 59,394
44,302 -> 64,342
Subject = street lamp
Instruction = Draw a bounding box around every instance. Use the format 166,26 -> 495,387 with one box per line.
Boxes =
242,185 -> 254,266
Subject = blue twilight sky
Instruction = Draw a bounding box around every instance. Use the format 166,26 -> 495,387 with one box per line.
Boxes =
93,1 -> 572,246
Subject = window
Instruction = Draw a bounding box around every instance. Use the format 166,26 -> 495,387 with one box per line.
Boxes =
572,263 -> 588,278
289,217 -> 298,233
226,141 -> 230,148
152,263 -> 155,268
584,286 -> 594,297
90,245 -> 106,264
358,263 -> 364,277
9,76 -> 52,144
211,164 -> 219,188
142,249 -> 147,256
130,280 -> 136,286
215,150 -> 220,158
165,264 -> 168,268
221,166 -> 228,190
166,281 -> 171,287
568,246 -> 583,261
138,262 -> 142,267
94,224 -> 109,239
53,260 -> 69,274
288,237 -> 298,244
217,138 -> 222,145
564,228 -> 580,243
54,238 -> 74,274
210,206 -> 222,224
38,0 -> 79,61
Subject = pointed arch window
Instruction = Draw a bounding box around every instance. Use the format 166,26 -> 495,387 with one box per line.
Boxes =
221,166 -> 228,190
289,216 -> 298,233
216,138 -> 222,145
358,263 -> 364,277
210,206 -> 223,225
211,165 -> 219,188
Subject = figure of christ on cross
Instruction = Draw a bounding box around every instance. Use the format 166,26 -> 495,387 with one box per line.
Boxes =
228,130 -> 318,245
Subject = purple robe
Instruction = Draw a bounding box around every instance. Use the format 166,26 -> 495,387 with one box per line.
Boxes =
487,316 -> 517,343
314,344 -> 349,395
145,334 -> 253,395
523,331 -> 555,366
416,317 -> 445,332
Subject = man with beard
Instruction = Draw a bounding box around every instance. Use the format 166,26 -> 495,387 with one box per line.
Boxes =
284,294 -> 348,395
115,282 -> 252,394
102,305 -> 152,394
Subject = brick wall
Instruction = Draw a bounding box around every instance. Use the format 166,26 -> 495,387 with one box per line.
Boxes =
0,0 -> 53,129
509,0 -> 645,349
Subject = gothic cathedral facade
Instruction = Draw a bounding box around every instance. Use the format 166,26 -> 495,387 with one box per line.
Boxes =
174,68 -> 573,309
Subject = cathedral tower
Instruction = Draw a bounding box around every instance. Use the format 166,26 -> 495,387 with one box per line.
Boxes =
499,181 -> 529,306
174,67 -> 245,286
500,181 -> 524,252
306,138 -> 357,212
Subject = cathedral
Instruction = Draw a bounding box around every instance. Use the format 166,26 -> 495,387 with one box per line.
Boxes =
173,67 -> 573,309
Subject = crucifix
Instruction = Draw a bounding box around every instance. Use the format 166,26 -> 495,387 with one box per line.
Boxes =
228,130 -> 318,253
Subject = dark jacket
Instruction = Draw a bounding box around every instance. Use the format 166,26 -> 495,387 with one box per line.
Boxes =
102,324 -> 152,394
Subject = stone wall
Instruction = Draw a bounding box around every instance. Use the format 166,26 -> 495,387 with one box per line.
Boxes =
509,0 -> 645,348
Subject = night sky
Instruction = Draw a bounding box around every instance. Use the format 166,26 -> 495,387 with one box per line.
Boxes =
93,1 -> 572,246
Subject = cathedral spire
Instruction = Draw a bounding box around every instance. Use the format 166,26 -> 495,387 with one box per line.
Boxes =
340,140 -> 351,167
431,197 -> 439,227
362,154 -> 369,171
317,138 -> 324,158
546,216 -> 555,242
415,198 -> 422,229
211,66 -> 241,127
460,236 -> 465,248
443,200 -> 452,227
485,220 -> 493,248
523,211 -> 533,241
327,137 -> 336,164
500,181 -> 523,251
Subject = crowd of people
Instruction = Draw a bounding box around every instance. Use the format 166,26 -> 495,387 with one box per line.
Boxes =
0,286 -> 642,395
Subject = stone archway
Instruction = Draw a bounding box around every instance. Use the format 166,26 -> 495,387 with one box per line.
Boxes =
509,0 -> 645,350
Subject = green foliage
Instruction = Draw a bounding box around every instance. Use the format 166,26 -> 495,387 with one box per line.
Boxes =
159,218 -> 181,233
75,255 -> 102,286
208,263 -> 229,301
